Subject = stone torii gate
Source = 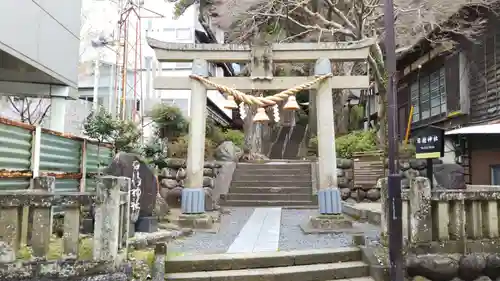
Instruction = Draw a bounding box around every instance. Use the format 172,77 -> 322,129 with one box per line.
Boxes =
148,38 -> 375,216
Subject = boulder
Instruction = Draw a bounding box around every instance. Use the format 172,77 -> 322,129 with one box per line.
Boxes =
176,168 -> 187,180
165,158 -> 186,169
410,159 -> 427,170
214,141 -> 243,162
203,176 -> 215,188
340,188 -> 351,200
166,187 -> 183,208
336,168 -> 345,177
474,276 -> 492,281
338,177 -> 351,189
161,179 -> 178,189
485,254 -> 500,279
366,188 -> 381,201
433,164 -> 466,190
350,189 -> 366,201
406,255 -> 459,281
400,160 -> 411,171
403,168 -> 420,180
160,167 -> 177,179
337,159 -> 353,169
459,254 -> 486,281
203,168 -> 216,177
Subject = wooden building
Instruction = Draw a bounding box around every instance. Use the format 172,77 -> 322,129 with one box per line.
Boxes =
396,5 -> 500,185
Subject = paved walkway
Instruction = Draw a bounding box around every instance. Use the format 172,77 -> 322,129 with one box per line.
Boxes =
352,202 -> 381,212
226,207 -> 282,253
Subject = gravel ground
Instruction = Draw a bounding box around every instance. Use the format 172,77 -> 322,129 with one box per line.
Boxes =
278,209 -> 380,251
168,207 -> 254,255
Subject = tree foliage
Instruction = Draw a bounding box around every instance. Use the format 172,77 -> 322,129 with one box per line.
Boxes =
169,0 -> 496,149
83,108 -> 141,153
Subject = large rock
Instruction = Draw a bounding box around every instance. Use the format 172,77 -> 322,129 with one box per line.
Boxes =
485,254 -> 500,279
340,188 -> 351,200
214,141 -> 243,161
106,153 -> 157,218
433,164 -> 466,190
366,188 -> 381,201
406,255 -> 459,281
459,254 -> 486,281
410,159 -> 427,170
337,159 -> 353,169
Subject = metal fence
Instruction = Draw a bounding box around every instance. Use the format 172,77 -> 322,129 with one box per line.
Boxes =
0,117 -> 113,192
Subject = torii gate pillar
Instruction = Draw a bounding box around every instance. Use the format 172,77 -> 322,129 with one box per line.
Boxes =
314,58 -> 341,214
181,59 -> 209,214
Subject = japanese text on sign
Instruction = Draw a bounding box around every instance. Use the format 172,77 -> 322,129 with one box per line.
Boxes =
416,135 -> 439,144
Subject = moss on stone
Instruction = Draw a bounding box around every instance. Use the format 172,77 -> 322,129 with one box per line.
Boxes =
16,236 -> 94,261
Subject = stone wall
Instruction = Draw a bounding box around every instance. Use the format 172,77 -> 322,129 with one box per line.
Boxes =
158,158 -> 222,210
406,253 -> 500,281
339,159 -> 381,203
312,158 -> 381,203
399,158 -> 442,189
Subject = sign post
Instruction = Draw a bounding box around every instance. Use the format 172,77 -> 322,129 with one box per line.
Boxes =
415,126 -> 445,189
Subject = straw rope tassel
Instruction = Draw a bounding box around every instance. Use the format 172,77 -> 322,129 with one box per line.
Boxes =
189,73 -> 333,107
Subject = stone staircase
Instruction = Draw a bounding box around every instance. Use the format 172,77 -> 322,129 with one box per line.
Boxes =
165,247 -> 374,281
220,162 -> 317,207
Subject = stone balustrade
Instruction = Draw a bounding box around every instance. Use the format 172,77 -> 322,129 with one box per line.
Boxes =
381,177 -> 500,253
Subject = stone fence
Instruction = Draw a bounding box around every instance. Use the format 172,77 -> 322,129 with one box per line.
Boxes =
381,176 -> 500,253
0,176 -> 131,280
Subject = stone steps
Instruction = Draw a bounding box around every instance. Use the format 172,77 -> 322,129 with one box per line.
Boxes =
231,180 -> 312,188
165,247 -> 373,281
228,186 -> 312,194
221,199 -> 318,207
226,193 -> 314,201
232,174 -> 312,181
224,162 -> 315,207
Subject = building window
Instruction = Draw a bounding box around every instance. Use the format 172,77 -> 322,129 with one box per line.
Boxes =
411,67 -> 447,123
491,165 -> 500,185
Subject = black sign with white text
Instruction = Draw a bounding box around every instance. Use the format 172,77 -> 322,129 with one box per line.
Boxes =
414,126 -> 445,159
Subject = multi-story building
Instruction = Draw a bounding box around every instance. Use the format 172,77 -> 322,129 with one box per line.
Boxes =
78,0 -> 238,141
0,1 -> 82,132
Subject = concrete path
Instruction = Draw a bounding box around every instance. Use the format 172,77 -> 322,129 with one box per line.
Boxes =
226,207 -> 282,253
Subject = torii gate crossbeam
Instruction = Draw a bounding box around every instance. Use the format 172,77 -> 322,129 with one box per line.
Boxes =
148,38 -> 375,216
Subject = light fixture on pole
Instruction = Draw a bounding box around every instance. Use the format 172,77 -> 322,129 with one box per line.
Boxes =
253,107 -> 270,122
224,95 -> 238,109
283,95 -> 300,110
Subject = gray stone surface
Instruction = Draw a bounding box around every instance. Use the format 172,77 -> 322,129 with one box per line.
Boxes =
168,207 -> 255,255
169,207 -> 380,255
227,207 -> 281,253
279,209 -> 380,251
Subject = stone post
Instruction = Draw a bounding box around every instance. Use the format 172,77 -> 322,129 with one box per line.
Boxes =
29,176 -> 55,257
409,177 -> 432,244
182,59 -> 208,214
379,178 -> 389,239
151,243 -> 167,281
315,58 -> 342,215
93,176 -> 125,261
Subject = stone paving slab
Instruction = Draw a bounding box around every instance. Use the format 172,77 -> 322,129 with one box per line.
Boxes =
226,207 -> 282,253
165,261 -> 368,281
342,203 -> 381,225
166,247 -> 361,272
